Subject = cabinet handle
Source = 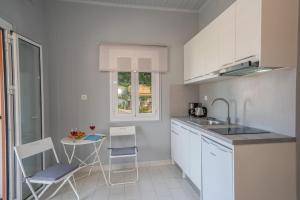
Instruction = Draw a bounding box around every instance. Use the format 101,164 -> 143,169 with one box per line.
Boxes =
180,126 -> 189,131
202,137 -> 211,145
171,122 -> 179,127
171,131 -> 179,135
202,137 -> 232,153
214,144 -> 232,153
235,55 -> 256,63
210,152 -> 216,157
189,130 -> 199,136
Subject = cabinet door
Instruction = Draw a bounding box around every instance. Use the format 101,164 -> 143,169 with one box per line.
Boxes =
184,33 -> 202,81
236,0 -> 261,62
202,20 -> 220,74
202,138 -> 233,200
219,2 -> 236,69
171,122 -> 179,163
192,32 -> 204,78
178,127 -> 190,173
175,127 -> 184,169
171,131 -> 178,163
184,40 -> 193,81
189,131 -> 202,189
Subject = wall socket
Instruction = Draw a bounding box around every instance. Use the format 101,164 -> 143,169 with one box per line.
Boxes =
81,94 -> 88,101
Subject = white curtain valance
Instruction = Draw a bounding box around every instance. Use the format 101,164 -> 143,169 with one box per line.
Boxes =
99,43 -> 168,72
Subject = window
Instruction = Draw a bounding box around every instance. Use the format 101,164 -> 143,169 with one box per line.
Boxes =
110,72 -> 160,121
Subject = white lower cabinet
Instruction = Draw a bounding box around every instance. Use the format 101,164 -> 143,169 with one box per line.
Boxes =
171,120 -> 297,200
171,130 -> 179,164
177,127 -> 189,173
189,131 -> 202,189
171,121 -> 202,189
202,137 -> 233,200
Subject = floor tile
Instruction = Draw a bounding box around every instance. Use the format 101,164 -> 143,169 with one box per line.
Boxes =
42,165 -> 199,200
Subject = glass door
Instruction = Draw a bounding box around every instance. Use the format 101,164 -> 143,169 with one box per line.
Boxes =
13,34 -> 44,200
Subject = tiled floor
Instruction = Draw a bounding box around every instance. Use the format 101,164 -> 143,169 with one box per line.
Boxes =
48,164 -> 200,200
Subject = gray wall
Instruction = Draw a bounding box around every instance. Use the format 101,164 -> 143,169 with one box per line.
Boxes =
198,0 -> 296,137
44,0 -> 199,163
0,0 -> 45,43
170,84 -> 199,117
200,69 -> 296,136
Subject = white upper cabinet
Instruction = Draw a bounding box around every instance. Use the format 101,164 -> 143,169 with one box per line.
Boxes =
184,33 -> 202,81
219,2 -> 236,69
236,0 -> 298,67
235,0 -> 261,63
203,19 -> 220,74
184,0 -> 298,84
235,0 -> 261,62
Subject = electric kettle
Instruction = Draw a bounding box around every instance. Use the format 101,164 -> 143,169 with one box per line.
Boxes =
194,107 -> 207,118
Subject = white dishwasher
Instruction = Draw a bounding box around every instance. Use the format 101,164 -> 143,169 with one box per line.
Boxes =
201,137 -> 233,200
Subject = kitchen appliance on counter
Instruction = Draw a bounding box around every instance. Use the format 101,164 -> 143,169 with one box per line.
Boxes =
208,126 -> 270,135
188,103 -> 199,117
195,106 -> 207,118
188,103 -> 207,118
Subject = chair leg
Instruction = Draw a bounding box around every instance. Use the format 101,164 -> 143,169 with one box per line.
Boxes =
72,175 -> 78,190
108,156 -> 112,185
26,180 -> 39,200
37,184 -> 52,199
68,179 -> 80,200
135,155 -> 139,182
94,143 -> 108,185
109,156 -> 139,186
47,177 -> 69,199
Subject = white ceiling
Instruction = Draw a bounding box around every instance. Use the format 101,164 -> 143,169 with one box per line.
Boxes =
61,0 -> 207,13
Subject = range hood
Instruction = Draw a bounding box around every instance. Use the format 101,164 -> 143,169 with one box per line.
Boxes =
184,60 -> 281,84
218,61 -> 277,76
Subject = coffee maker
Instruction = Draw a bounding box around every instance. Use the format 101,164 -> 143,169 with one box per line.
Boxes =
188,103 -> 199,117
188,103 -> 207,118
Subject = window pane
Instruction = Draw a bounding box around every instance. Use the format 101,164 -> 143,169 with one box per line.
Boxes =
139,72 -> 152,113
118,72 -> 132,114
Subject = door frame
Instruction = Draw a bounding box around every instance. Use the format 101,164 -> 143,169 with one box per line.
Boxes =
0,17 -> 12,200
12,33 -> 45,200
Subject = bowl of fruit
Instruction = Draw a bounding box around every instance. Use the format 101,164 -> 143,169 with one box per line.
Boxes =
68,130 -> 86,139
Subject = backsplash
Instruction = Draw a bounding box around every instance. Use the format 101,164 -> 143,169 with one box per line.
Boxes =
199,68 -> 296,137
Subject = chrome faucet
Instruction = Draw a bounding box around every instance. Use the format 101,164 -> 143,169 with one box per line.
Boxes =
211,98 -> 231,125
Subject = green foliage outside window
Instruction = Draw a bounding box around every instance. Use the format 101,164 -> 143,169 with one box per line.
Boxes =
117,72 -> 153,114
118,72 -> 131,113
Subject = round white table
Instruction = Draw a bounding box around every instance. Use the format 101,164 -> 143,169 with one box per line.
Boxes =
61,134 -> 108,185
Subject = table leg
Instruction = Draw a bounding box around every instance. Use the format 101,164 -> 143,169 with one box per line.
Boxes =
88,154 -> 98,176
63,144 -> 76,164
88,139 -> 104,175
93,143 -> 108,185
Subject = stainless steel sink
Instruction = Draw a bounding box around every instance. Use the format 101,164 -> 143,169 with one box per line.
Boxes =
187,118 -> 225,126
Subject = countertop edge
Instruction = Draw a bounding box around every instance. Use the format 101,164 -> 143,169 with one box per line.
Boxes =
171,117 -> 296,145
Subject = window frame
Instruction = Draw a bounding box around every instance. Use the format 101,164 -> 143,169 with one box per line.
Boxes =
110,72 -> 160,122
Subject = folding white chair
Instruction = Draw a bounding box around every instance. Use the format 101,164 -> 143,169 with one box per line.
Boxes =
14,137 -> 81,200
108,126 -> 138,185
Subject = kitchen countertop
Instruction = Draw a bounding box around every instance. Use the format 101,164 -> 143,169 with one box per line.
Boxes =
172,117 -> 296,145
